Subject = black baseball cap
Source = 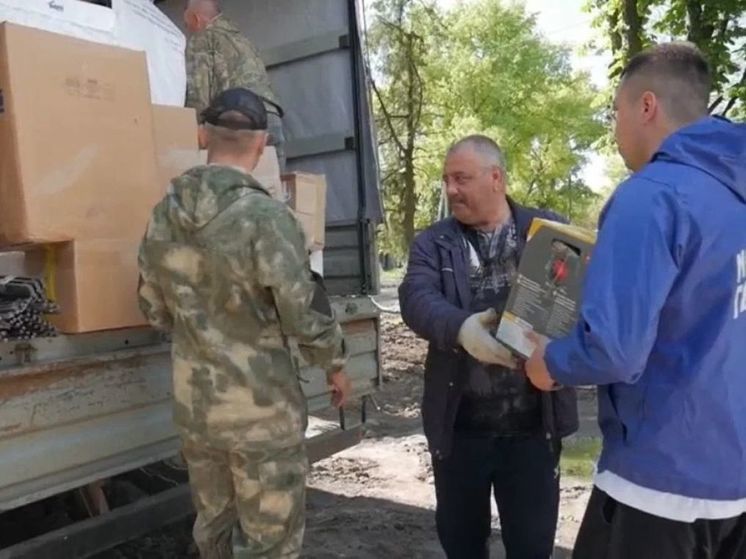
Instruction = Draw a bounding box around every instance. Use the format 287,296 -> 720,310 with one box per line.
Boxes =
199,87 -> 268,131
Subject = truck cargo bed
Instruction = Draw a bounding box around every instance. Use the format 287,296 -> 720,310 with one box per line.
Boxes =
0,296 -> 380,512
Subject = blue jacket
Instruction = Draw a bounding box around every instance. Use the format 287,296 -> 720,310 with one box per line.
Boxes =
400,198 -> 578,459
547,117 -> 746,500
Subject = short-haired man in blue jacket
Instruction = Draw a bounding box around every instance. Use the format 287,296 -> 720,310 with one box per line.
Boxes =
526,42 -> 746,558
399,134 -> 578,559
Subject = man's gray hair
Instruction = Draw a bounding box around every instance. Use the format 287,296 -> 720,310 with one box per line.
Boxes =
621,42 -> 711,124
447,135 -> 507,171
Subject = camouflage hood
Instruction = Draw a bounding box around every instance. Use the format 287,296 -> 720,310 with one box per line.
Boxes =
165,165 -> 269,232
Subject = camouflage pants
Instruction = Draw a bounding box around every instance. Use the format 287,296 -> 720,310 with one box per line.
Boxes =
182,438 -> 308,559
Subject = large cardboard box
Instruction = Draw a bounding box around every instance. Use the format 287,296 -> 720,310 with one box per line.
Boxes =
496,219 -> 596,358
282,173 -> 327,251
1,239 -> 145,334
152,105 -> 200,192
0,23 -> 160,246
49,238 -> 145,333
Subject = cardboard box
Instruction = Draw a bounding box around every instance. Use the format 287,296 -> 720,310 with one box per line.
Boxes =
1,239 -> 145,334
50,238 -> 145,333
0,23 -> 160,246
152,105 -> 200,191
497,219 -> 596,358
282,173 -> 327,251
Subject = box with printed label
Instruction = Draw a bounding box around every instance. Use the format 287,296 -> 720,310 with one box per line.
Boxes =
0,22 -> 160,246
496,218 -> 596,358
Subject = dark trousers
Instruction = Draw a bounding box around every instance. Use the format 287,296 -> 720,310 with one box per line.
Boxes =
432,433 -> 560,559
574,487 -> 746,559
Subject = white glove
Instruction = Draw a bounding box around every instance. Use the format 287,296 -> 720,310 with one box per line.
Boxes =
457,309 -> 518,368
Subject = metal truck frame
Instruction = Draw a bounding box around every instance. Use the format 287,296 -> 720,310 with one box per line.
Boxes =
0,1 -> 381,556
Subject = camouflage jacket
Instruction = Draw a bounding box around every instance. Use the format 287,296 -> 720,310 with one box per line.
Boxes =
185,15 -> 280,116
138,165 -> 346,448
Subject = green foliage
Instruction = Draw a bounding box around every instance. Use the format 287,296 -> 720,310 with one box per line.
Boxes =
585,0 -> 746,117
561,437 -> 603,480
368,0 -> 444,258
368,0 -> 607,257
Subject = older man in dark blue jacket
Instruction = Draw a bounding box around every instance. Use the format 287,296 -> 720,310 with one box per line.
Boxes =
399,135 -> 578,559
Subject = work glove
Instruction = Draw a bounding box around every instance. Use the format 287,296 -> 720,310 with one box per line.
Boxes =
457,309 -> 518,368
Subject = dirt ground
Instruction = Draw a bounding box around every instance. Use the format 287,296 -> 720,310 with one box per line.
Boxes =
302,314 -> 596,559
108,299 -> 598,558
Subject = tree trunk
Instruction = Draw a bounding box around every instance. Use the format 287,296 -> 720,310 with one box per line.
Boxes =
608,6 -> 623,54
686,1 -> 704,44
622,0 -> 644,59
401,30 -> 419,253
402,152 -> 417,250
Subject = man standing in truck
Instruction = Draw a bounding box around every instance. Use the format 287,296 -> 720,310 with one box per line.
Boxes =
138,87 -> 351,559
183,0 -> 287,169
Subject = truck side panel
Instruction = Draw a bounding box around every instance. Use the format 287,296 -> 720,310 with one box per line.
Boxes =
0,298 -> 379,511
156,0 -> 381,295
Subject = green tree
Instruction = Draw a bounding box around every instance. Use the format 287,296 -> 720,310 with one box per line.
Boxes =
367,0 -> 442,258
586,0 -> 746,117
423,0 -> 606,219
367,0 -> 606,257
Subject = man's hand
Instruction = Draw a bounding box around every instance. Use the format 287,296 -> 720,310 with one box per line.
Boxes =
458,309 -> 518,368
524,332 -> 559,392
328,369 -> 352,408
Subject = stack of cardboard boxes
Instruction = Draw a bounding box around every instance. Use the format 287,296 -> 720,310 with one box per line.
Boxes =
0,23 -> 328,334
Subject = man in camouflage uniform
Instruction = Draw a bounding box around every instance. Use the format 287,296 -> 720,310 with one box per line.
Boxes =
138,88 -> 351,559
183,0 -> 287,169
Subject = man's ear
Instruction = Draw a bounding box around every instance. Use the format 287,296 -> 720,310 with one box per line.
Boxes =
197,125 -> 208,150
641,90 -> 658,124
492,166 -> 505,193
255,131 -> 268,157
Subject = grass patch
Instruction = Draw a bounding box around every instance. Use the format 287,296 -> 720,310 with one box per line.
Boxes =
561,437 -> 602,480
380,267 -> 406,285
